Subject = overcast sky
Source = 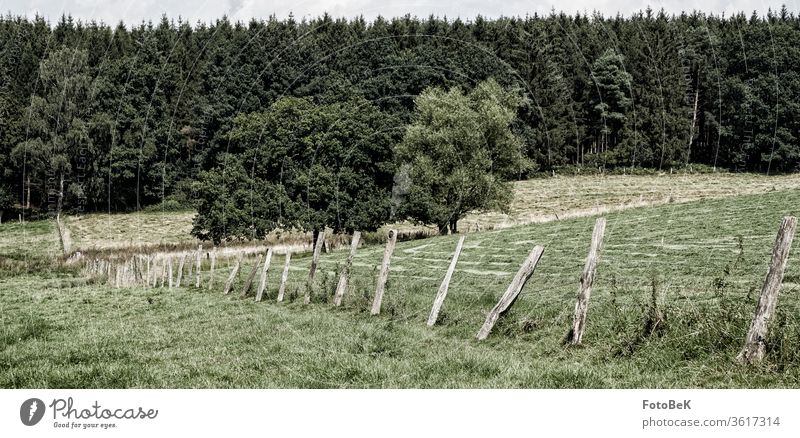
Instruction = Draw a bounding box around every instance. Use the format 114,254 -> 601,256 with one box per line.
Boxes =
0,1 -> 797,25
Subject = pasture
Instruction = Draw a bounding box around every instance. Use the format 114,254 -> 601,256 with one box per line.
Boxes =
2,173 -> 800,388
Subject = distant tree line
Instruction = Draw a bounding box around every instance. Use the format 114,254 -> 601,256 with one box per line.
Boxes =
1,8 -> 800,229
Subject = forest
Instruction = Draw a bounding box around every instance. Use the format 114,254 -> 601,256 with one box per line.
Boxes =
1,7 -> 799,223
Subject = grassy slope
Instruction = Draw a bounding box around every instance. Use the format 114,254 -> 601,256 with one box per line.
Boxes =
3,187 -> 800,388
4,172 -> 794,254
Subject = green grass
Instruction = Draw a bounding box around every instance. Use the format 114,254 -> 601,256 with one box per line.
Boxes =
4,172 -> 796,256
3,185 -> 800,388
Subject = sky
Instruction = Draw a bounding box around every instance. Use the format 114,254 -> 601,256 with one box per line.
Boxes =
0,0 -> 797,25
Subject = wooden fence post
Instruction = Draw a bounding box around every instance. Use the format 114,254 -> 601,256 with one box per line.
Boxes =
145,255 -> 151,287
255,249 -> 273,302
195,245 -> 202,288
371,229 -> 398,315
223,254 -> 242,295
737,216 -> 797,364
305,232 -> 326,304
176,254 -> 187,287
476,245 -> 545,340
186,251 -> 194,282
427,235 -> 466,326
334,231 -> 361,306
153,258 -> 160,287
277,252 -> 292,302
208,248 -> 217,291
168,257 -> 174,289
240,254 -> 263,298
568,217 -> 607,345
160,258 -> 166,287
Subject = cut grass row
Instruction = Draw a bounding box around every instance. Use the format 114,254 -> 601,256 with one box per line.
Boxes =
4,172 -> 799,257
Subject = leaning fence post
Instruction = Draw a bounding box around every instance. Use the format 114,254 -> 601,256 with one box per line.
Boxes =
277,252 -> 292,302
334,231 -> 361,306
371,229 -> 398,315
208,248 -> 217,291
305,232 -> 326,304
427,235 -> 466,326
567,217 -> 607,345
241,254 -> 263,298
255,249 -> 273,302
195,245 -> 202,288
477,245 -> 545,340
737,216 -> 797,364
223,254 -> 243,295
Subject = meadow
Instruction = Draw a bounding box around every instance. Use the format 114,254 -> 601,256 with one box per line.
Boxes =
2,174 -> 800,388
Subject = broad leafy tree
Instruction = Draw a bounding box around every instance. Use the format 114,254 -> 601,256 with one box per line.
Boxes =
394,79 -> 530,234
192,96 -> 399,243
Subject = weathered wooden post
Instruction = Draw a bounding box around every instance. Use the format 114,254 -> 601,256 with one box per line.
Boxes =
195,245 -> 203,288
476,245 -> 545,340
427,235 -> 466,326
240,254 -> 263,298
186,251 -> 194,282
152,258 -> 159,287
208,248 -> 217,290
255,249 -> 273,302
223,254 -> 243,295
145,255 -> 152,287
115,264 -> 122,288
176,253 -> 187,287
305,232 -> 326,304
567,217 -> 607,345
277,252 -> 292,302
371,229 -> 398,315
737,216 -> 797,364
334,231 -> 361,306
168,256 -> 174,289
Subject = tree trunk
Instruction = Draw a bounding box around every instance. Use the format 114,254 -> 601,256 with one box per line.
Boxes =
57,172 -> 64,216
687,78 -> 700,166
449,218 -> 458,234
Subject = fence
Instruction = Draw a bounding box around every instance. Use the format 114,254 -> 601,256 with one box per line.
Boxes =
79,215 -> 798,365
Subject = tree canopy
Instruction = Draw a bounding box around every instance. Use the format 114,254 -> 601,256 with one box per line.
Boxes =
394,79 -> 529,234
191,96 -> 399,243
1,10 -> 800,222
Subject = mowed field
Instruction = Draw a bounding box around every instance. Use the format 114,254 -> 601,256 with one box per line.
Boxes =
3,173 -> 800,388
14,171 -> 798,253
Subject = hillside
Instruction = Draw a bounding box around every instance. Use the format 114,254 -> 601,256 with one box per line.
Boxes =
4,172 -> 800,257
2,177 -> 800,387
